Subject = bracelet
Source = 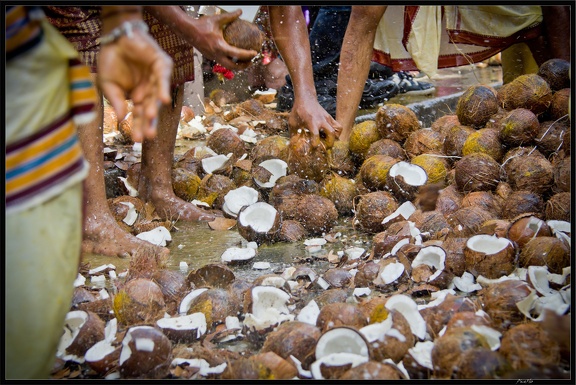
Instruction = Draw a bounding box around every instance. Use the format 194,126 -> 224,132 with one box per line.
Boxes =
99,20 -> 149,46
101,7 -> 142,19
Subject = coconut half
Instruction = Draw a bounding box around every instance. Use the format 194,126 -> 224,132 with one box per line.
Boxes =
386,161 -> 428,200
237,201 -> 281,244
222,185 -> 259,218
384,294 -> 427,340
135,226 -> 172,247
220,246 -> 257,264
243,285 -> 294,331
253,158 -> 288,188
464,234 -> 516,279
411,245 -> 446,282
156,312 -> 207,343
202,153 -> 232,174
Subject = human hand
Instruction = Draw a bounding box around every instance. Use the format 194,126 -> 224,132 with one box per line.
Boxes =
289,95 -> 342,149
97,27 -> 173,143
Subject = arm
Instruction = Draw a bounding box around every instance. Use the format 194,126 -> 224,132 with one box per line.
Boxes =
336,5 -> 386,141
144,6 -> 257,70
97,6 -> 173,142
269,6 -> 341,148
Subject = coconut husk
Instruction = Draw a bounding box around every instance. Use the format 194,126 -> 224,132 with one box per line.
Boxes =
250,135 -> 289,164
376,103 -> 421,143
440,237 -> 468,277
365,138 -> 407,160
186,288 -> 240,330
403,128 -> 445,158
534,119 -> 570,157
206,128 -> 247,160
293,194 -> 338,234
286,131 -> 330,182
552,155 -> 571,193
119,326 -> 172,379
518,236 -> 570,274
505,154 -> 554,196
431,114 -> 460,136
223,18 -> 264,53
461,127 -> 504,162
323,268 -> 353,289
353,260 -> 381,288
545,191 -> 571,221
340,361 -> 406,380
454,348 -> 511,379
261,321 -> 321,370
370,221 -> 414,257
369,309 -> 415,363
410,153 -> 449,185
501,190 -> 544,219
537,58 -> 570,91
197,173 -> 236,210
186,263 -> 235,290
499,322 -> 561,371
434,184 -> 463,216
461,191 -> 502,217
172,167 -> 202,202
499,108 -> 540,147
113,278 -> 166,326
420,294 -> 478,336
319,172 -> 358,216
327,139 -> 357,177
349,120 -> 382,164
547,88 -> 570,121
456,84 -> 499,128
443,124 -> 475,159
316,302 -> 368,332
480,280 -> 533,331
353,190 -> 399,233
447,206 -> 495,237
497,73 -> 553,115
454,152 -> 501,193
506,214 -> 551,249
359,154 -> 400,191
276,219 -> 308,242
410,209 -> 450,240
464,234 -> 516,279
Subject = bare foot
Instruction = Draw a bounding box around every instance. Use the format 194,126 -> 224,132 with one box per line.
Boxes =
82,213 -> 170,259
147,192 -> 219,222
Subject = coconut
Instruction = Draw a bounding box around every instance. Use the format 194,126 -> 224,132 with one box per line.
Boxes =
498,108 -> 540,147
322,268 -> 354,289
431,327 -> 490,379
339,361 -> 405,380
348,120 -> 381,163
118,325 -> 172,379
250,135 -> 289,164
206,127 -> 247,160
408,210 -> 447,240
186,263 -> 235,290
505,154 -> 554,196
196,173 -> 236,209
545,191 -> 571,221
117,112 -> 135,144
534,119 -> 570,157
480,280 -> 534,331
447,206 -> 495,237
327,139 -> 357,177
354,190 -> 399,233
518,236 -> 570,274
443,124 -> 476,159
236,201 -> 281,244
113,278 -> 166,326
461,191 -> 502,217
186,288 -> 240,330
456,84 -> 499,128
319,172 -> 358,216
537,58 -> 570,91
453,348 -> 510,379
461,127 -> 504,162
57,310 -> 106,361
223,18 -> 264,54
371,221 -> 414,257
497,73 -> 553,115
230,158 -> 254,187
479,218 -> 511,238
500,190 -> 544,219
286,193 -> 338,234
155,312 -> 207,344
376,103 -> 421,142
201,152 -> 232,176
464,234 -> 516,279
548,88 -> 570,121
286,131 -> 330,182
359,154 -> 400,191
386,161 -> 428,201
261,320 -> 321,369
151,269 -> 189,314
454,152 -> 501,193
440,237 -> 468,277
221,352 -> 297,380
499,322 -> 560,371
403,128 -> 445,158
311,329 -> 371,379
171,167 -> 202,202
365,138 -> 407,161
420,294 -> 479,336
506,214 -> 551,249
252,158 -> 288,190
434,184 -> 463,215
410,153 -> 448,185
431,114 -> 461,137
352,260 -> 381,288
242,285 -> 294,333
276,219 -> 308,242
552,155 -> 570,193
360,309 -> 415,363
316,302 -> 368,332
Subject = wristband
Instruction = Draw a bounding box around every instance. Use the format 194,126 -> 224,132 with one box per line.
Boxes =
99,20 -> 149,46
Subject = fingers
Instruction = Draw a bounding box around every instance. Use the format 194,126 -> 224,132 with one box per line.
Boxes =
217,8 -> 242,26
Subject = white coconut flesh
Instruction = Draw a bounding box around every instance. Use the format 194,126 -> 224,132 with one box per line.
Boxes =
119,202 -> 138,225
384,294 -> 427,340
389,161 -> 428,186
359,316 -> 393,342
315,327 -> 370,359
411,245 -> 446,282
220,246 -> 256,263
547,220 -> 571,246
179,288 -> 209,314
243,286 -> 294,330
223,186 -> 259,217
238,202 -> 278,232
201,153 -> 231,174
466,234 -> 513,254
136,226 -> 172,247
377,260 -> 405,285
254,158 -> 287,188
56,310 -> 90,361
171,358 -> 227,376
527,265 -> 556,297
452,271 -> 482,293
310,352 -> 369,380
156,313 -> 207,338
296,299 -> 320,325
382,201 -> 417,225
407,341 -> 434,369
470,324 -> 502,351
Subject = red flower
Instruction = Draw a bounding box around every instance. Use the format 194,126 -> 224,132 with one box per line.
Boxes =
212,64 -> 235,80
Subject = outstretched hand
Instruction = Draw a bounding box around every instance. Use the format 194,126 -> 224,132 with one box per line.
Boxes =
289,95 -> 342,149
97,28 -> 173,143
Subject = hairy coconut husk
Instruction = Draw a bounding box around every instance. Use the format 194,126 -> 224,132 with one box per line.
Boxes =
223,18 -> 264,53
480,280 -> 533,331
434,184 -> 463,216
340,361 -> 406,380
552,155 -> 571,193
431,327 -> 490,379
420,294 -> 478,336
484,107 -> 510,129
495,181 -> 513,200
454,152 -> 501,193
276,219 -> 308,242
327,139 -> 357,177
461,191 -> 502,217
499,322 -> 561,371
403,128 -> 445,158
456,85 -> 499,128
410,209 -> 449,240
268,174 -> 319,205
261,321 -> 321,369
206,128 -> 247,160
172,167 -> 202,202
113,278 -> 166,326
447,206 -> 495,237
409,153 -> 449,185
250,135 -> 289,164
501,190 -> 544,219
498,73 -> 553,115
365,138 -> 407,160
506,214 -> 551,249
62,310 -> 106,358
371,221 -> 414,257
354,190 -> 399,233
545,191 -> 571,222
359,154 -> 400,191
431,114 -> 460,136
501,146 -> 545,176
443,124 -> 475,159
505,154 -> 554,196
454,348 -> 511,379
534,119 -> 570,157
537,58 -> 570,91
175,148 -> 204,175
461,127 -> 504,162
286,131 -> 330,182
197,173 -> 236,209
235,98 -> 268,118
348,120 -> 381,164
277,193 -> 337,234
499,108 -> 540,147
547,88 -> 570,121
319,172 -> 358,216
376,103 -> 421,143
518,236 -> 570,274
316,302 -> 368,332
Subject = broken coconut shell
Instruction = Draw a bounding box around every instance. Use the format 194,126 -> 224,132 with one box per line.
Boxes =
118,325 -> 172,379
464,234 -> 516,279
237,201 -> 281,244
480,279 -> 534,331
261,320 -> 322,369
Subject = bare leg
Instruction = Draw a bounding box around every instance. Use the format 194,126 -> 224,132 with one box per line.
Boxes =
336,5 -> 386,141
80,88 -> 170,258
139,86 -> 217,222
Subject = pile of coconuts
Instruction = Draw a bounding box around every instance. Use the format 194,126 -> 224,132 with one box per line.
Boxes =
57,59 -> 571,380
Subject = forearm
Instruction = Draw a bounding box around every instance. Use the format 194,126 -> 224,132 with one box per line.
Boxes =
144,6 -> 199,45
